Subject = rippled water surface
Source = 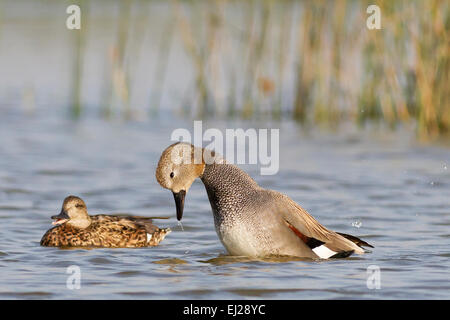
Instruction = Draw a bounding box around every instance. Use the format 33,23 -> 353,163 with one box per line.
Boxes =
0,114 -> 449,299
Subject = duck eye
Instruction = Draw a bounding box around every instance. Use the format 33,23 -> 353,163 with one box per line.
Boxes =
170,172 -> 174,178
75,204 -> 84,209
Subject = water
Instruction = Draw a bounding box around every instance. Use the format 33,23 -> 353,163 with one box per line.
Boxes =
0,112 -> 449,300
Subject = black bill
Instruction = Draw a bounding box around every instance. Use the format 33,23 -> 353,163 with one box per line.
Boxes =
173,190 -> 186,221
51,209 -> 70,225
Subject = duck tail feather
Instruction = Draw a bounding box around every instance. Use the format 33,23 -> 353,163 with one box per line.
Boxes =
330,250 -> 354,259
337,232 -> 374,248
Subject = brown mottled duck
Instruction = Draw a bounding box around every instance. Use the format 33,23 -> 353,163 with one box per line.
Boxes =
40,196 -> 171,248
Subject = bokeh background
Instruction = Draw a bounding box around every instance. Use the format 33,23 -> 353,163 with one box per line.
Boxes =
1,0 -> 449,139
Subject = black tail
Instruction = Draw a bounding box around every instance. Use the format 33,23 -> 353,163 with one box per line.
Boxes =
337,232 -> 374,248
330,250 -> 354,259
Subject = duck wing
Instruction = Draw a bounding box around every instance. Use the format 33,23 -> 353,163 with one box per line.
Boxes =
126,217 -> 159,234
267,190 -> 371,258
93,215 -> 167,234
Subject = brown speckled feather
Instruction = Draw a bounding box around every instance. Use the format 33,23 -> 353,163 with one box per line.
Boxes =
40,215 -> 170,248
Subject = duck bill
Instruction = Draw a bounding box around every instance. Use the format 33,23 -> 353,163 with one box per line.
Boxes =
51,210 -> 70,226
173,190 -> 186,221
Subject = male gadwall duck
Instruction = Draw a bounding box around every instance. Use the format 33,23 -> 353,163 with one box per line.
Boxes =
156,142 -> 373,259
40,196 -> 171,248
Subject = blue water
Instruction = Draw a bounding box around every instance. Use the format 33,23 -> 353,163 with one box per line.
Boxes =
0,112 -> 449,299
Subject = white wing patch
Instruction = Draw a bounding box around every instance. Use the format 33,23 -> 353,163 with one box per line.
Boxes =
146,233 -> 153,243
312,245 -> 337,259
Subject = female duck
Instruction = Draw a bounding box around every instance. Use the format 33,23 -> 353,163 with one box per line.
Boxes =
40,196 -> 171,248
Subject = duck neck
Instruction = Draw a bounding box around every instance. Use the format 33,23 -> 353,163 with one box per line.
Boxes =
200,163 -> 260,210
67,216 -> 92,229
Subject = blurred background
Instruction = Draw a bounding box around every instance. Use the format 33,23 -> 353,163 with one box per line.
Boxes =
0,0 -> 448,139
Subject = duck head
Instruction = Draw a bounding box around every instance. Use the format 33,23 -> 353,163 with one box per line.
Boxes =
51,195 -> 92,229
156,143 -> 205,221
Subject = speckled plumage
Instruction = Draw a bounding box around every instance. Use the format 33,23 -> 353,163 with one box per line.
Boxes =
201,162 -> 322,258
40,196 -> 170,248
156,143 -> 373,259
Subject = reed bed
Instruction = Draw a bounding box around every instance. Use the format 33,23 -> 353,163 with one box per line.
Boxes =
172,0 -> 449,140
5,0 -> 450,139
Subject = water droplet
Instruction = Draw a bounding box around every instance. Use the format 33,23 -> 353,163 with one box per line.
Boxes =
444,164 -> 448,170
352,221 -> 362,228
177,220 -> 184,231
430,181 -> 435,186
